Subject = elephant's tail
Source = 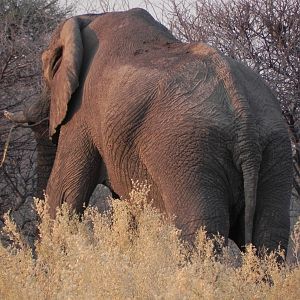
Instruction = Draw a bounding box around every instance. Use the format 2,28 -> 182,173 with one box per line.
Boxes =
241,158 -> 261,246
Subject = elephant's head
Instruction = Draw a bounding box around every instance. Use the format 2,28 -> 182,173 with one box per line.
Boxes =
4,15 -> 101,195
7,14 -> 100,141
5,18 -> 84,141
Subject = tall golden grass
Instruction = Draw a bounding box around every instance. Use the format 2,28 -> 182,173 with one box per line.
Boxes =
1,184 -> 300,299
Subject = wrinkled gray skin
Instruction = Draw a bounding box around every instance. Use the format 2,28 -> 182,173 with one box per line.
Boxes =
12,9 -> 293,255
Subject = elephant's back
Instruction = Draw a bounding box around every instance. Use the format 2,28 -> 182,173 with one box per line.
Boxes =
91,41 -> 288,183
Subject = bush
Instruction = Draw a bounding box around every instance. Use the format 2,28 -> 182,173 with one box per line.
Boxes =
0,185 -> 299,299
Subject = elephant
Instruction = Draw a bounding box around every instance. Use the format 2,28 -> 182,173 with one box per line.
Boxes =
7,8 -> 293,256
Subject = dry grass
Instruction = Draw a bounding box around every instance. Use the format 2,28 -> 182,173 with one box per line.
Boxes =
0,183 -> 300,299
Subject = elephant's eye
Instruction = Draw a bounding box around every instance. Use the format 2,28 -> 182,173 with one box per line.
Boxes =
51,47 -> 63,79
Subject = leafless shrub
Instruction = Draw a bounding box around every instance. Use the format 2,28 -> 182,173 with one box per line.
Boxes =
71,0 -> 130,14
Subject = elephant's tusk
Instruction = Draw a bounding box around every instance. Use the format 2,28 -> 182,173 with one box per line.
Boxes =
1,110 -> 49,167
4,110 -> 27,123
4,110 -> 49,127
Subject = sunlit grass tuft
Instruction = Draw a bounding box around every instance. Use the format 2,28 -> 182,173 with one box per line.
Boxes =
0,184 -> 300,299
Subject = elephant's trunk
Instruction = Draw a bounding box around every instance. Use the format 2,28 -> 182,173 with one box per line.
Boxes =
4,89 -> 57,198
34,123 -> 56,198
4,110 -> 28,123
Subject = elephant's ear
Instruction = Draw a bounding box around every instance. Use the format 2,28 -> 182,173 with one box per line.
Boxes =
42,17 -> 83,139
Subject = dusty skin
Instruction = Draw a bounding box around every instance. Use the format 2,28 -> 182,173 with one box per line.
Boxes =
0,184 -> 300,299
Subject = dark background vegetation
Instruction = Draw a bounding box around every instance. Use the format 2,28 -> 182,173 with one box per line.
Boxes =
0,0 -> 299,248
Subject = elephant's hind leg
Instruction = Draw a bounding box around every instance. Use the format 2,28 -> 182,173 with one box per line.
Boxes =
254,136 -> 293,256
163,179 -> 231,248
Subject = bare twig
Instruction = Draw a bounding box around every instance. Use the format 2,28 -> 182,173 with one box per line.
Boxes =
0,125 -> 17,168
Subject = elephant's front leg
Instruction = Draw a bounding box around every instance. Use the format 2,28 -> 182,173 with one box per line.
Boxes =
46,123 -> 103,218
